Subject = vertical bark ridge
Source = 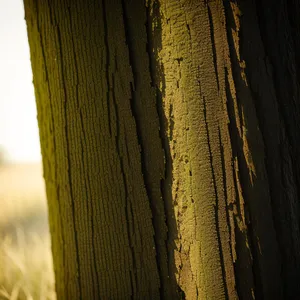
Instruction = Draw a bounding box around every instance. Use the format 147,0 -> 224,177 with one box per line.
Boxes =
205,2 -> 240,298
120,1 -> 182,298
120,2 -> 164,296
145,1 -> 183,298
222,3 -> 260,298
224,73 -> 256,299
202,96 -> 229,300
147,0 -> 238,298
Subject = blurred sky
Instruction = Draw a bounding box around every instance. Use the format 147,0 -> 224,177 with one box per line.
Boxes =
0,0 -> 41,163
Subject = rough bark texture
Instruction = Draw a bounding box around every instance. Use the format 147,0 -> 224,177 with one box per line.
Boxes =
24,0 -> 300,299
24,0 -> 176,298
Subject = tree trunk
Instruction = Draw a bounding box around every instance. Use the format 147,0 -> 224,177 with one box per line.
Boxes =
24,0 -> 300,299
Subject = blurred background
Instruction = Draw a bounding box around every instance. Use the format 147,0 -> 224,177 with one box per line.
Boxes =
0,0 -> 55,299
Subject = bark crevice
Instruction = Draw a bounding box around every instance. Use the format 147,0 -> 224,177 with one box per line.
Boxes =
56,22 -> 83,300
121,1 -> 170,298
202,95 -> 228,299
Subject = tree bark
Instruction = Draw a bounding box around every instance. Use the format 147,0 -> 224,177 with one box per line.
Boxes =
24,0 -> 300,299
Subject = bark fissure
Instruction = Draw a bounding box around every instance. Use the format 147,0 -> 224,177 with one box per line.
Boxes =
223,4 -> 257,297
224,70 -> 257,299
56,23 -> 82,299
207,4 -> 220,92
232,160 -> 255,299
121,1 -> 167,297
102,0 -> 112,137
117,142 -> 137,300
218,128 -> 233,266
226,52 -> 264,300
24,0 -> 300,298
111,73 -> 137,299
202,95 -> 228,300
127,81 -> 156,297
145,2 -> 182,298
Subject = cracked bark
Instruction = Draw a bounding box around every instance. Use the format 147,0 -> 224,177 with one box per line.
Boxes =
24,0 -> 300,298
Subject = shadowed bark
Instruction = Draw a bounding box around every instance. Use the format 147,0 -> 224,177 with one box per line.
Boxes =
24,0 -> 300,299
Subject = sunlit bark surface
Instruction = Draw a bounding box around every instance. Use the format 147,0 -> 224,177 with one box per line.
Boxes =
24,0 -> 300,299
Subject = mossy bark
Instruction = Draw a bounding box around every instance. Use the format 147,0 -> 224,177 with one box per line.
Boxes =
24,0 -> 300,299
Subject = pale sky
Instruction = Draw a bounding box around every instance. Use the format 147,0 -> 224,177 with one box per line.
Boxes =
0,0 -> 41,163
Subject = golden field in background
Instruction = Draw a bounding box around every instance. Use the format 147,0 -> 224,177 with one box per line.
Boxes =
0,163 -> 55,300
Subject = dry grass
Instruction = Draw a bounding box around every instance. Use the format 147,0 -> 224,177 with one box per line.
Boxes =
0,163 -> 56,300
